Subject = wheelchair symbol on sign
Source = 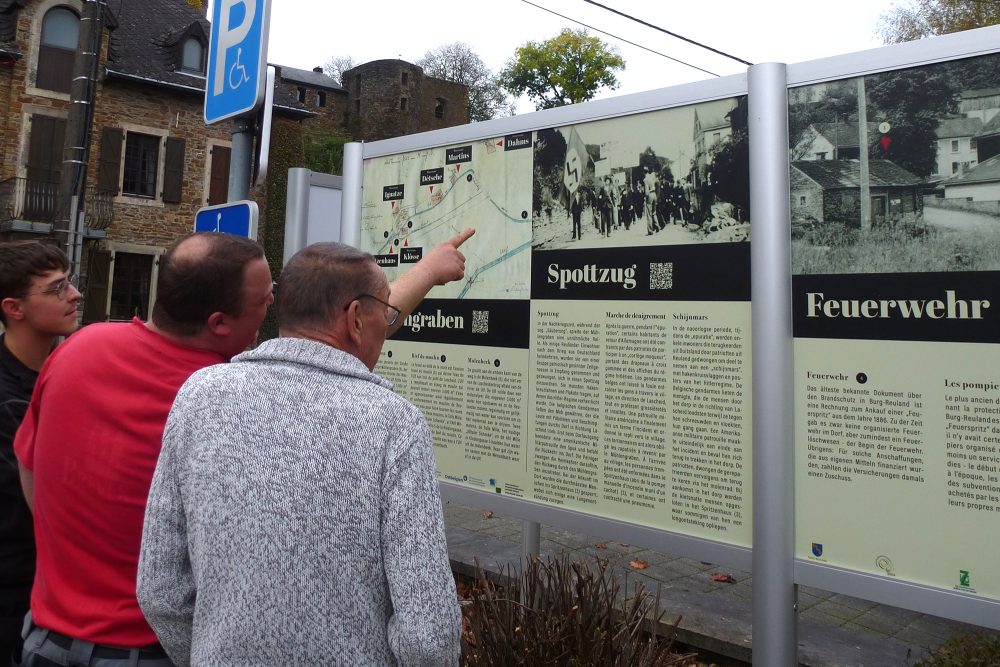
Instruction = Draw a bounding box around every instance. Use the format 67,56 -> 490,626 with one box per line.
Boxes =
228,47 -> 251,90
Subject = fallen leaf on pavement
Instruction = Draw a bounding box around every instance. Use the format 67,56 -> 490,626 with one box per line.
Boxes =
595,542 -> 607,549
629,559 -> 649,570
710,573 -> 736,583
482,511 -> 494,519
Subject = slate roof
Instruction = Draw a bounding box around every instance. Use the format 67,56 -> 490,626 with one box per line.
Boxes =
961,87 -> 1000,100
791,159 -> 924,189
98,0 -> 333,118
944,153 -> 1000,186
278,65 -> 344,92
975,112 -> 1000,139
104,0 -> 209,92
935,116 -> 983,139
810,122 -> 878,148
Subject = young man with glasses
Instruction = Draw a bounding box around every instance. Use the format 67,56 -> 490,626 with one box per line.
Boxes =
137,242 -> 461,666
0,241 -> 80,666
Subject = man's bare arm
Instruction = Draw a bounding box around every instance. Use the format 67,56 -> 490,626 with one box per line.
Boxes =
388,228 -> 475,337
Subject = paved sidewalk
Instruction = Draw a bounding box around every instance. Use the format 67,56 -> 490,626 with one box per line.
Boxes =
443,501 -> 995,666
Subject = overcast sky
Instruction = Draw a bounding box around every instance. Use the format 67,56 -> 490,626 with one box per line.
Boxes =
261,0 -> 897,113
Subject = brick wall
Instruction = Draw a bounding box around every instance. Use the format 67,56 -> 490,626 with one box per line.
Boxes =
90,79 -> 230,247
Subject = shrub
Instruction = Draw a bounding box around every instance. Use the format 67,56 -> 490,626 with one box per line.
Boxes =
912,632 -> 1000,667
461,554 -> 698,667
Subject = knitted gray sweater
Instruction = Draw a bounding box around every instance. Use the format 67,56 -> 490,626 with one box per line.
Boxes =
137,337 -> 461,666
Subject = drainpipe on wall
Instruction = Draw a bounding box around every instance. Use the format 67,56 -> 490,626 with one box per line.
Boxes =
56,0 -> 105,284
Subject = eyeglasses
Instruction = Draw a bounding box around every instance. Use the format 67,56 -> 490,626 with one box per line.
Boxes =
25,274 -> 77,300
345,293 -> 401,328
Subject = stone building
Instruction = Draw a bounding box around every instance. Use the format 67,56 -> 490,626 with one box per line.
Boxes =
0,0 -> 469,324
342,59 -> 469,141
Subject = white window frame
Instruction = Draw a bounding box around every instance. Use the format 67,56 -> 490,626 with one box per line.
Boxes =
115,123 -> 169,207
96,242 -> 163,322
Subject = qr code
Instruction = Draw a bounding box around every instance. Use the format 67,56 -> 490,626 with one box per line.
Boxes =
471,310 -> 489,334
650,262 -> 673,290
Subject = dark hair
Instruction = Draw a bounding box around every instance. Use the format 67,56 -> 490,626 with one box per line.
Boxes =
0,241 -> 68,325
277,242 -> 381,332
152,233 -> 264,336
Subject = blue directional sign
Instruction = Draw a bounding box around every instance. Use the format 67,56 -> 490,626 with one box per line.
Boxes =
205,0 -> 271,125
194,200 -> 259,239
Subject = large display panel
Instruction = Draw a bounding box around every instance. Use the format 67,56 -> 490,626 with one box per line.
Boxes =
359,92 -> 753,550
344,25 -> 1000,636
791,50 -> 1000,609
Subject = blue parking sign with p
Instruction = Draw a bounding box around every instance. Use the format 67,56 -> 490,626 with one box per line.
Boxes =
205,0 -> 271,125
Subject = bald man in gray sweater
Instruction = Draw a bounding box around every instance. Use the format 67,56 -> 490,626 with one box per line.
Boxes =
137,243 -> 460,667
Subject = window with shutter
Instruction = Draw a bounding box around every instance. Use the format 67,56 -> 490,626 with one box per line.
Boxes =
161,137 -> 185,203
98,127 -> 123,195
25,115 -> 66,221
208,145 -> 231,205
81,249 -> 111,324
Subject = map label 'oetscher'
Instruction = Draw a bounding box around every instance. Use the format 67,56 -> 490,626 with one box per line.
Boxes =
420,168 -> 444,185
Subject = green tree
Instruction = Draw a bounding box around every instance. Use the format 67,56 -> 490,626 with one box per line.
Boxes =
417,42 -> 511,122
865,67 -> 958,177
532,128 -> 568,212
707,98 -> 749,218
499,29 -> 625,110
877,0 -> 1000,43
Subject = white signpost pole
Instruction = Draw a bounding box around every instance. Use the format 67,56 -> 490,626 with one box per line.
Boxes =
749,61 -> 796,665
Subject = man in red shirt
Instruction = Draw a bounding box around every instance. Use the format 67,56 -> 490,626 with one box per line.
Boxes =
14,229 -> 472,667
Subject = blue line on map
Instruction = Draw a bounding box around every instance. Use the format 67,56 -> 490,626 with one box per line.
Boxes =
457,240 -> 532,299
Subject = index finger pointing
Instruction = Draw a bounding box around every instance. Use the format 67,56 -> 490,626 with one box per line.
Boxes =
447,228 -> 475,248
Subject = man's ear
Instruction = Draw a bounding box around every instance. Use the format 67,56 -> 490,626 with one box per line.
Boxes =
345,300 -> 364,346
205,311 -> 231,338
1,297 -> 25,322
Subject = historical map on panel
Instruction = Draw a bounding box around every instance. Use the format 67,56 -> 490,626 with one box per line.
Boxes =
361,134 -> 534,299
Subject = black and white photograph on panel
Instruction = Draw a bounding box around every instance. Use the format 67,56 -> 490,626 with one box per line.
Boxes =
789,52 -> 1000,275
531,96 -> 749,251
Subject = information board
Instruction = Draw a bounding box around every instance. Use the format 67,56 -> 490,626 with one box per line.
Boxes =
360,97 -> 753,548
791,51 -> 1000,603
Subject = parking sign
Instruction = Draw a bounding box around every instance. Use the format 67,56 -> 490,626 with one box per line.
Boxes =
205,0 -> 271,125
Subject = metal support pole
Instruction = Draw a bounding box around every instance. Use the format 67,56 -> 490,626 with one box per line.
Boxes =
340,142 -> 364,248
748,62 -> 797,666
229,116 -> 255,202
522,520 -> 540,562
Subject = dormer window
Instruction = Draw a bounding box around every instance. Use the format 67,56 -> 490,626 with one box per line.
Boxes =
37,7 -> 79,93
181,37 -> 205,74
